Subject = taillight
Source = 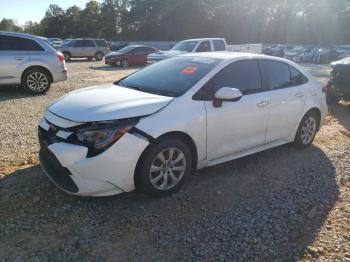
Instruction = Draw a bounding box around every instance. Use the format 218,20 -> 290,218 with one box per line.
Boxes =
322,86 -> 328,93
57,52 -> 65,62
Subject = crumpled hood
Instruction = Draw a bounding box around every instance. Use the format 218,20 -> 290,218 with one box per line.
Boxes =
48,84 -> 173,122
148,50 -> 187,58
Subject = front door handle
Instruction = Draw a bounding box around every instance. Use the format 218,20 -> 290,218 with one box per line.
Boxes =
15,57 -> 24,61
295,92 -> 304,98
257,100 -> 270,108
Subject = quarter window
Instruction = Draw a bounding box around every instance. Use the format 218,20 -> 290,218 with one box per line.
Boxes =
95,40 -> 107,47
290,66 -> 308,86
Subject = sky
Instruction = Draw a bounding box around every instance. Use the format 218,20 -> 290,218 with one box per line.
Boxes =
0,0 -> 99,25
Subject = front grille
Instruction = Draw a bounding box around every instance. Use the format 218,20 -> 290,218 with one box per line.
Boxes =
40,147 -> 79,193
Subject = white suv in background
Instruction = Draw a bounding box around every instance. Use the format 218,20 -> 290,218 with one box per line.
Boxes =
147,38 -> 227,63
0,31 -> 67,94
38,53 -> 327,197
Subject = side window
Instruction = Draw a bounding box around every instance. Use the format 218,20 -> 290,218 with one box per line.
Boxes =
213,40 -> 226,51
74,40 -> 83,47
196,41 -> 211,52
82,40 -> 95,47
261,61 -> 291,90
95,40 -> 107,47
214,60 -> 261,94
0,35 -> 43,51
290,66 -> 308,86
20,38 -> 44,51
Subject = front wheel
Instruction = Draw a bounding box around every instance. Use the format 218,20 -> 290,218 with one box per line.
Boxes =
135,138 -> 192,197
294,111 -> 318,148
95,52 -> 104,61
120,59 -> 129,68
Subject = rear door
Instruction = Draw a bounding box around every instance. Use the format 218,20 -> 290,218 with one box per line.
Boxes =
81,40 -> 96,57
260,60 -> 308,142
0,35 -> 31,84
200,60 -> 270,160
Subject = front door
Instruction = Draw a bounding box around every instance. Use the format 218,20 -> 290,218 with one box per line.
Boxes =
203,60 -> 270,160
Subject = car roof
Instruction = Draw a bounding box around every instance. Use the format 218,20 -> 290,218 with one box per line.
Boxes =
180,51 -> 267,60
0,31 -> 39,39
181,38 -> 225,42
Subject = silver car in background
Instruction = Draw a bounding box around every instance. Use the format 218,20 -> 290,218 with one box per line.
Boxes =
147,38 -> 227,64
59,39 -> 109,61
0,31 -> 67,94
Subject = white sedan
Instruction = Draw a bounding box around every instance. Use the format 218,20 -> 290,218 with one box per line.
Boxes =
38,53 -> 328,197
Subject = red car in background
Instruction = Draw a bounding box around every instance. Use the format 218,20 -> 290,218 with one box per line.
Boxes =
105,45 -> 159,68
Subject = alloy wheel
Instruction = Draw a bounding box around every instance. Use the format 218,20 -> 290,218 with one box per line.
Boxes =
301,116 -> 316,144
149,148 -> 186,191
26,72 -> 49,93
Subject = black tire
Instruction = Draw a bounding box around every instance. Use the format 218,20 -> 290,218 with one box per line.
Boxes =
135,137 -> 192,197
63,52 -> 71,61
294,111 -> 319,149
22,67 -> 51,94
326,92 -> 341,105
95,52 -> 104,61
120,59 -> 129,68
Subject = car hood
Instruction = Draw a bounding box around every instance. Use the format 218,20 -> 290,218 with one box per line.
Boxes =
148,50 -> 187,58
331,57 -> 350,67
48,84 -> 173,122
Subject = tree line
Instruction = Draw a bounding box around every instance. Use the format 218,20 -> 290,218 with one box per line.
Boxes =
1,0 -> 350,45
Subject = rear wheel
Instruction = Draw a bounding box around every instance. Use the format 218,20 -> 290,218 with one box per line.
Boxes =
22,68 -> 51,94
135,138 -> 192,197
294,111 -> 318,148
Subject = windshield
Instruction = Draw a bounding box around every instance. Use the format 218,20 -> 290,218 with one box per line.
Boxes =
171,41 -> 198,52
118,46 -> 134,53
116,56 -> 221,97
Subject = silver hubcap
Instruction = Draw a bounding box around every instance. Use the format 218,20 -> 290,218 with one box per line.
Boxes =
149,148 -> 186,191
301,116 -> 316,144
122,60 -> 128,67
26,72 -> 49,92
97,54 -> 102,60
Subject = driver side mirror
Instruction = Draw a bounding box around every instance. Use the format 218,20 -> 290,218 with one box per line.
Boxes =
213,87 -> 242,108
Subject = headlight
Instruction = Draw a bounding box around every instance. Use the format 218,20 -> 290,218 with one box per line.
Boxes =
73,119 -> 138,157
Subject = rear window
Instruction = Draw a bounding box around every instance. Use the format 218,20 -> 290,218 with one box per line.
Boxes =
262,60 -> 308,89
213,40 -> 226,51
117,57 -> 221,97
95,40 -> 107,47
0,35 -> 44,51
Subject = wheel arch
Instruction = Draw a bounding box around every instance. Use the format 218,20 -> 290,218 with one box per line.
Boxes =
134,131 -> 198,186
21,65 -> 53,83
304,107 -> 322,131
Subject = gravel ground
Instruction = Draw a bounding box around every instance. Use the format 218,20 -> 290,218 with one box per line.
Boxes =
1,61 -> 350,261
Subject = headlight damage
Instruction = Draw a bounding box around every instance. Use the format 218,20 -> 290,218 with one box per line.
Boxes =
72,119 -> 139,157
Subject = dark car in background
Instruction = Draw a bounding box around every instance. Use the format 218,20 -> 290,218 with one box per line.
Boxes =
327,57 -> 350,104
105,45 -> 158,67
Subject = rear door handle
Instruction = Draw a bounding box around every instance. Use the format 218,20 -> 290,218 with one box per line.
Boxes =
257,100 -> 270,108
295,92 -> 304,98
15,57 -> 24,61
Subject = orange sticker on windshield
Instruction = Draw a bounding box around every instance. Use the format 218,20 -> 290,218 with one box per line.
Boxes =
182,67 -> 198,75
